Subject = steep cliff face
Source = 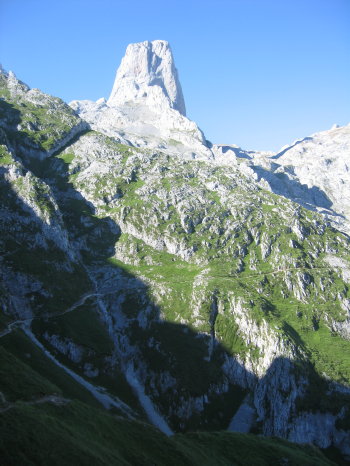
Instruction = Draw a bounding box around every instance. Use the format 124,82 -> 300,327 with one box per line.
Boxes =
108,40 -> 186,116
70,40 -> 211,158
1,42 -> 350,463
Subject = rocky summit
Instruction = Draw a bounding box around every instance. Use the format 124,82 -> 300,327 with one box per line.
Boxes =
108,40 -> 187,115
70,40 -> 210,159
0,40 -> 349,465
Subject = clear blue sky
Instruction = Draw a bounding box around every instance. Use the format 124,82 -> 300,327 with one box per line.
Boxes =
1,0 -> 349,151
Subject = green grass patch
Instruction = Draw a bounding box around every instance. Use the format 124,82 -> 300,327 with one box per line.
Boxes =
0,145 -> 13,165
57,152 -> 75,164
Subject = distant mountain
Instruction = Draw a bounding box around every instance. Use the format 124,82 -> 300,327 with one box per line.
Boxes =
213,123 -> 350,235
0,41 -> 349,464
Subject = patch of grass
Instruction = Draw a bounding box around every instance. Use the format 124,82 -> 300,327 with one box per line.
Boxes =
57,152 -> 75,164
0,145 -> 13,165
0,78 -> 80,154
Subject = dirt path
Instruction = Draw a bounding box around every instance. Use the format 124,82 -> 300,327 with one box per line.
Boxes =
141,264 -> 344,286
0,291 -> 98,340
0,392 -> 70,414
0,285 -> 130,341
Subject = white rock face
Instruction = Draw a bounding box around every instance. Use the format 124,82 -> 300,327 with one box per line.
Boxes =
213,124 -> 350,234
108,40 -> 186,116
274,125 -> 350,223
70,40 -> 212,159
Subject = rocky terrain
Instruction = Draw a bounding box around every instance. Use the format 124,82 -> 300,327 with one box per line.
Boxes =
213,123 -> 350,236
0,41 -> 349,464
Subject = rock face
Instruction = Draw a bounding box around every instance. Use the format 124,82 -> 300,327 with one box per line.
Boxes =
213,123 -> 350,234
70,40 -> 211,158
108,40 -> 186,116
273,125 -> 350,228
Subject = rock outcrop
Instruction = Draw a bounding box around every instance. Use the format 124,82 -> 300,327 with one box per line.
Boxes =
70,40 -> 212,158
108,40 -> 186,116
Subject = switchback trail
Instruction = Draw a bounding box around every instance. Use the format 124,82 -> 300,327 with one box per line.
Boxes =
0,288 -> 117,339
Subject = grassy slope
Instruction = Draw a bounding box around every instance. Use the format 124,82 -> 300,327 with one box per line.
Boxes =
0,72 -> 80,152
0,402 -> 335,466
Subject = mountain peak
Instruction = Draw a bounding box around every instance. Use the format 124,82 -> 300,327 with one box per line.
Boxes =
107,40 -> 186,116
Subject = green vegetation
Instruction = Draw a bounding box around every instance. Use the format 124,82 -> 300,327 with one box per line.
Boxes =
0,401 -> 334,466
0,74 -> 81,154
107,227 -> 350,386
57,152 -> 75,164
5,239 -> 91,316
0,145 -> 13,165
